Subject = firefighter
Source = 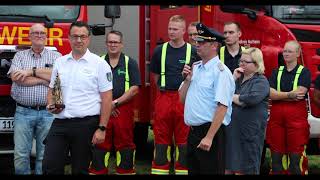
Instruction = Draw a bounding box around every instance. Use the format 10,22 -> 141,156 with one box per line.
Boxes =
187,21 -> 198,47
266,40 -> 311,175
88,30 -> 141,175
220,22 -> 245,73
149,15 -> 199,175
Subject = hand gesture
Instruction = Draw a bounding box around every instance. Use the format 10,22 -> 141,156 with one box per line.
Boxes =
91,129 -> 106,145
233,67 -> 244,80
12,69 -> 32,81
46,104 -> 64,114
197,136 -> 213,152
182,64 -> 193,81
288,89 -> 306,100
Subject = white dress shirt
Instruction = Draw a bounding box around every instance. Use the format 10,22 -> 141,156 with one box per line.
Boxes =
49,49 -> 113,119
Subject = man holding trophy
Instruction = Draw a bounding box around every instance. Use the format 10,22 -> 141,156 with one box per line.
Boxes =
43,21 -> 113,174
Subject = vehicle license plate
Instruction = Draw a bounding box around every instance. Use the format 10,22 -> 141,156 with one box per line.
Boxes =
0,118 -> 14,132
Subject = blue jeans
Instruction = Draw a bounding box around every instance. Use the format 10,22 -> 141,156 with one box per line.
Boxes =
14,106 -> 54,175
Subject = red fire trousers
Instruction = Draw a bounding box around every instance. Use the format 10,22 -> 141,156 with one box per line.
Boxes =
151,90 -> 189,175
266,101 -> 309,174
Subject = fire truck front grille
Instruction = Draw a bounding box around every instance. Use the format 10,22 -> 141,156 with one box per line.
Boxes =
0,133 -> 14,154
0,96 -> 16,117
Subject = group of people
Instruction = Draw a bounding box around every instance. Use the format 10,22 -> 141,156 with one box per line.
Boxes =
6,14 -> 318,175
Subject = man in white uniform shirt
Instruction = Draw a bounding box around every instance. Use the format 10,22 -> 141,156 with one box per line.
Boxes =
42,21 -> 113,174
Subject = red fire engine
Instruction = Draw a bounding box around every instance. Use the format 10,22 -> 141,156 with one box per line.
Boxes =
1,5 -> 320,164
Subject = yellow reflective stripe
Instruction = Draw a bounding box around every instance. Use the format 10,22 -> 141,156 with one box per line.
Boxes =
220,46 -> 245,64
277,66 -> 284,92
160,42 -> 168,88
282,154 -> 288,170
101,54 -> 130,92
133,149 -> 136,165
175,146 -> 179,162
175,169 -> 188,175
293,65 -> 304,90
300,145 -> 308,175
124,55 -> 130,92
161,42 -> 191,89
116,151 -> 121,167
167,146 -> 171,162
115,172 -> 136,175
104,152 -> 110,168
278,65 -> 304,91
185,43 -> 191,65
151,168 -> 170,175
220,46 -> 225,64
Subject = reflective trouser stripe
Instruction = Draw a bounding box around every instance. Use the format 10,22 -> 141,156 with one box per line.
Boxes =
115,172 -> 136,175
175,146 -> 179,162
282,154 -> 289,170
175,169 -> 188,175
299,146 -> 308,175
167,145 -> 171,162
151,168 -> 170,175
104,152 -> 110,168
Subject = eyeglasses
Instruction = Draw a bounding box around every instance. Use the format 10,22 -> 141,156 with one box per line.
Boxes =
70,35 -> 89,41
188,33 -> 198,37
30,31 -> 47,37
239,59 -> 255,64
283,49 -> 296,53
107,41 -> 122,45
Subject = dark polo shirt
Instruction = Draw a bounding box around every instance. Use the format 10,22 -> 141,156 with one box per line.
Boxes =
269,64 -> 311,93
150,42 -> 199,91
219,46 -> 243,74
105,53 -> 141,99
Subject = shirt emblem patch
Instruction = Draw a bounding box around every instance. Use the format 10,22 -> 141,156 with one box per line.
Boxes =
117,69 -> 126,75
106,72 -> 112,82
179,59 -> 186,64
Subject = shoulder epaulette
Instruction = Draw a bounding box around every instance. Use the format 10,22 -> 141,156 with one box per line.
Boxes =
217,62 -> 225,71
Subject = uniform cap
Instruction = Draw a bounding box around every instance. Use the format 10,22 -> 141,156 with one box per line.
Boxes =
194,23 -> 225,43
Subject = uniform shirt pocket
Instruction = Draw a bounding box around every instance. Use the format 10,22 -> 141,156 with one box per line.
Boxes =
75,68 -> 97,90
198,72 -> 214,88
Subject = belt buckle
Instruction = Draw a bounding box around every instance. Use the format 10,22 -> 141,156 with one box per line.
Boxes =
35,105 -> 40,111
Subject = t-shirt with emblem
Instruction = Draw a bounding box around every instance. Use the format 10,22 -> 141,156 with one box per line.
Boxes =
104,53 -> 141,99
150,42 -> 200,91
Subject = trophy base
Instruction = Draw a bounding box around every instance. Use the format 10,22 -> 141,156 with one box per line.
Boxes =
54,104 -> 65,109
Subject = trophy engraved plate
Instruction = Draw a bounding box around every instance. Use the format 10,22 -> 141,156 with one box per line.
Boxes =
52,73 -> 65,109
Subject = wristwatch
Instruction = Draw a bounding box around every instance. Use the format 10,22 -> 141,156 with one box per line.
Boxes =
32,67 -> 36,77
98,125 -> 106,131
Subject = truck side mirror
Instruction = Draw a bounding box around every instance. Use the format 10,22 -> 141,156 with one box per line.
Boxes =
220,5 -> 245,13
104,6 -> 121,18
91,24 -> 105,36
